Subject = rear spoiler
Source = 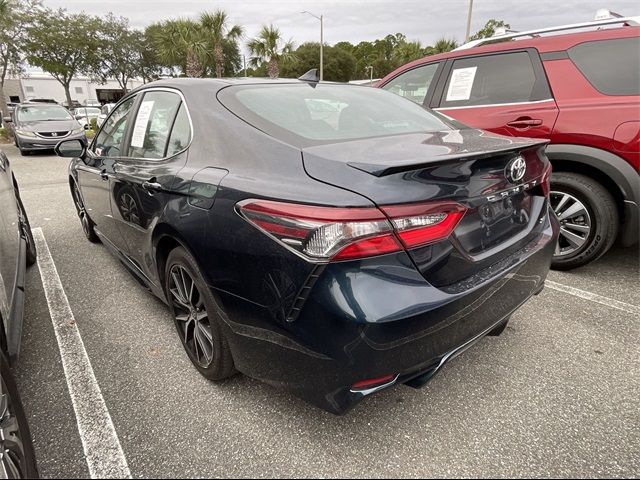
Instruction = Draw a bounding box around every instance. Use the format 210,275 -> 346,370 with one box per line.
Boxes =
347,139 -> 549,177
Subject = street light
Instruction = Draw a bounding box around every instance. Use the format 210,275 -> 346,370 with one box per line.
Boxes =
365,65 -> 373,84
464,0 -> 474,42
302,11 -> 324,81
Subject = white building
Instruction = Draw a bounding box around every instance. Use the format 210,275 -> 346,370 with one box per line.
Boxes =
5,73 -> 144,105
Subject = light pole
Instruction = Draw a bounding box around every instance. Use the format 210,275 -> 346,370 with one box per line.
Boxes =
464,0 -> 474,42
242,54 -> 247,77
302,11 -> 324,81
365,65 -> 373,84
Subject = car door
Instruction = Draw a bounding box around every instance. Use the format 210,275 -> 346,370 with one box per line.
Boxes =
76,95 -> 137,252
0,153 -> 19,327
110,89 -> 191,279
431,49 -> 559,139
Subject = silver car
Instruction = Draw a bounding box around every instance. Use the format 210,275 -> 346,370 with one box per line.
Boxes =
4,104 -> 86,156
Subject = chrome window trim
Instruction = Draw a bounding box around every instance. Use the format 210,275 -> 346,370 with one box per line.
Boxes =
434,98 -> 555,111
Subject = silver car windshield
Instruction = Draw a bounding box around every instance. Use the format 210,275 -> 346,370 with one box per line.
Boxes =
17,105 -> 73,122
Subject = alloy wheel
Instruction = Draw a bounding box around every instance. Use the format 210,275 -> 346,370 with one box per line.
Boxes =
0,378 -> 26,479
168,265 -> 215,368
550,191 -> 592,257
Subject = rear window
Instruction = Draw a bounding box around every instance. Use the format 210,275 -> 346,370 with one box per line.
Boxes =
569,37 -> 640,96
219,84 -> 450,145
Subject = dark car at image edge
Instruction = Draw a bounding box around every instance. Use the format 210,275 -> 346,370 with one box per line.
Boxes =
56,78 -> 559,414
0,149 -> 39,477
378,15 -> 640,270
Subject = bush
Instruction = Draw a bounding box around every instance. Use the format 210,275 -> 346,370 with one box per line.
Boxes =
0,127 -> 10,143
90,117 -> 98,131
85,129 -> 96,140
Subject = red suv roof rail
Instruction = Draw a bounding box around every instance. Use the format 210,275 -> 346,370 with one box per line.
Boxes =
455,14 -> 639,51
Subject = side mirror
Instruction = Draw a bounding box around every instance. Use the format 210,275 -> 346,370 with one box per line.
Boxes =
55,139 -> 86,159
3,117 -> 12,123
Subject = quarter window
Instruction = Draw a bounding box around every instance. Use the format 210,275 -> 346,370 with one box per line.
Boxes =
440,52 -> 540,108
128,91 -> 182,159
381,63 -> 440,105
569,38 -> 640,96
95,96 -> 136,158
166,104 -> 191,157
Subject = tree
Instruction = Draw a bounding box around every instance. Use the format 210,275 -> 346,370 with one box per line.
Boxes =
94,15 -> 143,93
469,19 -> 511,41
247,25 -> 296,79
280,43 -> 356,82
0,0 -> 41,129
199,10 -> 243,78
149,19 -> 208,77
25,9 -> 102,107
392,40 -> 426,65
427,38 -> 459,55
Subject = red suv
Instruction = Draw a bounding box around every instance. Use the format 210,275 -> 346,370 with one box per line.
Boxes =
378,16 -> 639,269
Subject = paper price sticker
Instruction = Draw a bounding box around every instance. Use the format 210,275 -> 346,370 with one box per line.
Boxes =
446,66 -> 477,102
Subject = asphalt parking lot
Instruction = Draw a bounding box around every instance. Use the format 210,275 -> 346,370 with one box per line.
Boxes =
4,144 -> 639,478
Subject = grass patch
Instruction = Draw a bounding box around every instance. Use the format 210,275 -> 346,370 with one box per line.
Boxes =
0,127 -> 10,144
85,129 -> 96,140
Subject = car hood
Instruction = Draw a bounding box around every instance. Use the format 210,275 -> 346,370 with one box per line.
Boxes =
18,120 -> 80,132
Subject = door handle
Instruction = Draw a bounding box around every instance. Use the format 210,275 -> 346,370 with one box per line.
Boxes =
506,118 -> 543,129
142,179 -> 163,193
100,169 -> 109,181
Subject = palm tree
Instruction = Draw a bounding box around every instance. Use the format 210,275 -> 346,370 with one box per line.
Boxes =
199,10 -> 243,78
429,38 -> 459,55
247,25 -> 296,79
392,40 -> 426,64
152,19 -> 207,77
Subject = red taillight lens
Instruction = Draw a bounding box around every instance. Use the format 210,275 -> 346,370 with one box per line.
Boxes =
237,199 -> 467,262
382,202 -> 466,249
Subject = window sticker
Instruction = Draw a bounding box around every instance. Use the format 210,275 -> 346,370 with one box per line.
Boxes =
130,100 -> 155,148
446,66 -> 477,101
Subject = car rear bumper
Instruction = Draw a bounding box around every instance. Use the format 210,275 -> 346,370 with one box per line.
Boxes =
17,132 -> 86,150
217,207 -> 559,414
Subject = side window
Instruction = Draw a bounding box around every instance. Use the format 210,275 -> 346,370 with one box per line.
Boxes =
381,63 -> 440,105
128,91 -> 182,159
440,52 -> 540,108
166,104 -> 191,157
94,96 -> 136,158
569,37 -> 640,96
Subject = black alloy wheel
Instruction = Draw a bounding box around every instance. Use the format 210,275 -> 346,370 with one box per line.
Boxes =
166,247 -> 235,380
72,182 -> 99,243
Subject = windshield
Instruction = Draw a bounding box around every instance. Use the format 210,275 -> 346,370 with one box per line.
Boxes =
219,83 -> 451,145
17,105 -> 73,122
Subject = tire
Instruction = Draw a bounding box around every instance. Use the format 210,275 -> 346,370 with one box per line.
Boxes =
16,195 -> 37,267
550,172 -> 619,270
165,247 -> 236,381
0,352 -> 39,479
18,148 -> 30,157
71,181 -> 100,243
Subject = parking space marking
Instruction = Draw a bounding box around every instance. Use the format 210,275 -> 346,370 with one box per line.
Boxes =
546,280 -> 640,315
33,228 -> 132,479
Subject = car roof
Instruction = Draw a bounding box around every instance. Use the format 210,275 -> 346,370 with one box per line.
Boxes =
380,24 -> 639,84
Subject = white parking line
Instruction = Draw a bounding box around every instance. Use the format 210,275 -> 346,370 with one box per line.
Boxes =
546,280 -> 640,316
33,228 -> 132,479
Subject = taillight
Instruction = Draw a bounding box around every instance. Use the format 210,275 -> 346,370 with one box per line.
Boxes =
237,199 -> 466,262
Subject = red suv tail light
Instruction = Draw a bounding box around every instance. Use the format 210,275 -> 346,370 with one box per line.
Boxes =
237,199 -> 466,262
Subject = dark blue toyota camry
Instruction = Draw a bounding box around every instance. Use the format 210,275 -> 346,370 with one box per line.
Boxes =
55,78 -> 559,414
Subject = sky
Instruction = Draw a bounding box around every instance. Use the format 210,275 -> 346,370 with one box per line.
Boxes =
45,0 -> 638,49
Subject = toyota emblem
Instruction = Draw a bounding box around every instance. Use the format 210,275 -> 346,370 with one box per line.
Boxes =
506,156 -> 526,183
